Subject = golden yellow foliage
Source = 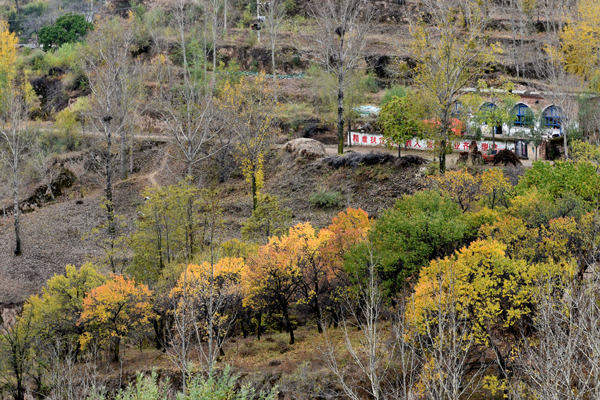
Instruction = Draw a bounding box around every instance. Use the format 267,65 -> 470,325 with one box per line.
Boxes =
431,168 -> 512,212
553,0 -> 600,81
79,274 -> 154,361
0,20 -> 18,85
409,239 -> 532,343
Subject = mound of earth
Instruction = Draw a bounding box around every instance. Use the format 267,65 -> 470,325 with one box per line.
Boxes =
493,149 -> 522,166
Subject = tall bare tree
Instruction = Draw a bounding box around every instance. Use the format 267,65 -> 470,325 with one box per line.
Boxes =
323,248 -> 393,400
82,17 -> 143,269
413,268 -> 485,400
156,0 -> 224,179
306,0 -> 375,154
0,82 -> 36,256
535,44 -> 581,161
264,0 -> 287,102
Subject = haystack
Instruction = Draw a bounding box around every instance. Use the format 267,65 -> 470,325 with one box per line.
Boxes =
284,138 -> 327,159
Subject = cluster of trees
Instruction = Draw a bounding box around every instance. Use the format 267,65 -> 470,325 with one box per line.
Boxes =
4,145 -> 600,398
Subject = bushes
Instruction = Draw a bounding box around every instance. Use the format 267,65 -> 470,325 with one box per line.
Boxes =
310,190 -> 344,208
380,85 -> 409,106
86,366 -> 278,399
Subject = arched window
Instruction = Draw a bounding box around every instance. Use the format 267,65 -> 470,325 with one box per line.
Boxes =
479,102 -> 496,116
511,103 -> 533,127
543,105 -> 563,129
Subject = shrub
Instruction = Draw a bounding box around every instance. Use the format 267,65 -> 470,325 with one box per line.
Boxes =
380,85 -> 409,106
365,72 -> 380,93
310,190 -> 344,209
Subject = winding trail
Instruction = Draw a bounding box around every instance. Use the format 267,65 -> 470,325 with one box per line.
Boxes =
147,149 -> 169,187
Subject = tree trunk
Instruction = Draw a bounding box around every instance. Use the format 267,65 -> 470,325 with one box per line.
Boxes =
212,19 -> 217,89
398,144 -> 401,157
272,36 -> 278,103
286,314 -> 295,344
315,303 -> 323,333
105,120 -> 116,272
13,160 -> 21,256
563,130 -> 568,160
337,72 -> 345,155
439,138 -> 446,174
113,337 -> 120,363
120,130 -> 127,180
251,173 -> 258,211
256,311 -> 262,340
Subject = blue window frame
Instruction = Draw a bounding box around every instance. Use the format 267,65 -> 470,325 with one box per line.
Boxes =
513,103 -> 532,126
543,106 -> 562,129
452,101 -> 462,117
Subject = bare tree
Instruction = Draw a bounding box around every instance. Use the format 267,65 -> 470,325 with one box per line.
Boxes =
81,17 -> 143,269
30,145 -> 59,201
264,0 -> 287,102
0,163 -> 9,224
156,0 -> 224,180
322,248 -> 393,400
510,270 -> 600,399
306,0 -> 375,154
413,267 -> 485,400
534,50 -> 581,160
0,82 -> 36,256
0,308 -> 36,400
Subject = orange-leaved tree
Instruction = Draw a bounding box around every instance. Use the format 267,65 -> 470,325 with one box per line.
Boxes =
79,274 -> 154,362
320,208 -> 371,327
25,263 -> 106,346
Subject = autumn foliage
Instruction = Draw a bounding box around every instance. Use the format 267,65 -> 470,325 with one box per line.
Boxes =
80,274 -> 154,362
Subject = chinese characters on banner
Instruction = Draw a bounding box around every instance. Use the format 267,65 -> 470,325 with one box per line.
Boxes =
350,132 -> 509,152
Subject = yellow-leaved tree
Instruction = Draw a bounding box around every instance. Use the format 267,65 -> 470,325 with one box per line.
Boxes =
0,20 -> 17,86
243,223 -> 316,344
169,257 -> 244,372
79,274 -> 154,362
552,0 -> 600,82
217,74 -> 281,210
431,168 -> 512,212
409,239 -> 533,385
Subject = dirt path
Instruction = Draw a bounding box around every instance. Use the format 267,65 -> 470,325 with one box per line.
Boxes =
147,149 -> 170,187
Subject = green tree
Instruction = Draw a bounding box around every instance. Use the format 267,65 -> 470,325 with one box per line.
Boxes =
378,92 -> 425,157
517,160 -> 600,203
25,263 -> 107,346
241,193 -> 292,244
38,14 -> 92,51
471,80 -> 519,147
358,190 -> 470,294
130,181 -> 211,282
